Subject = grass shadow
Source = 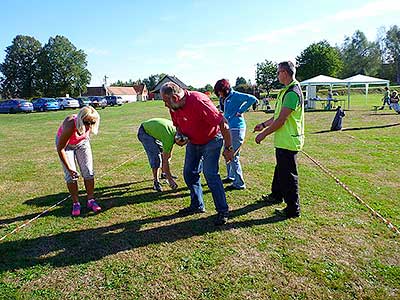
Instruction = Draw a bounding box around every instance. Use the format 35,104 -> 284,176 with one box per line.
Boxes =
0,201 -> 285,272
0,180 -> 198,226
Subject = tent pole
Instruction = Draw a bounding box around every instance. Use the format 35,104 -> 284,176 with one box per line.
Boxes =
347,84 -> 350,110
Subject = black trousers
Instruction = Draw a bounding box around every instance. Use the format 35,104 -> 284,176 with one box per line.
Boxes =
271,148 -> 300,214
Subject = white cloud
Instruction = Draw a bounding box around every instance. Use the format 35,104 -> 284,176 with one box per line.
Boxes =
331,0 -> 400,21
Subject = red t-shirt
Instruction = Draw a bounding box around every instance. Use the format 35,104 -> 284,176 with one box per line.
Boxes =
170,90 -> 223,145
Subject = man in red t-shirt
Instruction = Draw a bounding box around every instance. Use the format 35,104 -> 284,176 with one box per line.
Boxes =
161,82 -> 233,225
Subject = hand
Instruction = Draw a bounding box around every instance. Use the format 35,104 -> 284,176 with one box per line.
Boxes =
253,123 -> 264,132
255,132 -> 266,144
223,148 -> 234,163
68,169 -> 79,180
235,112 -> 242,117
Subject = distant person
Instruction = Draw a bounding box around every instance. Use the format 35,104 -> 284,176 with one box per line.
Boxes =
160,82 -> 233,225
137,118 -> 179,192
253,61 -> 304,219
327,89 -> 333,100
252,98 -> 259,111
330,106 -> 345,131
389,90 -> 400,113
379,87 -> 391,110
326,89 -> 333,110
56,106 -> 101,216
214,78 -> 257,190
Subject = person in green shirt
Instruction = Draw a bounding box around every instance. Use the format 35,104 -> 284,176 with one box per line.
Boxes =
137,118 -> 180,192
253,61 -> 304,218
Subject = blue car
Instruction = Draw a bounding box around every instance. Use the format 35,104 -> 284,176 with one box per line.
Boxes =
0,99 -> 33,113
32,98 -> 60,112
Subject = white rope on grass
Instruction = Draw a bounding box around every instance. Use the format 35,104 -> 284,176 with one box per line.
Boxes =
0,151 -> 144,242
301,150 -> 400,235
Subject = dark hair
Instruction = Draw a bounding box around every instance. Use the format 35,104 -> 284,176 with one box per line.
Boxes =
214,79 -> 231,97
278,61 -> 296,76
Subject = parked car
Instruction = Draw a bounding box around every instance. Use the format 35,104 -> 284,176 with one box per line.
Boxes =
57,97 -> 80,110
0,99 -> 33,113
105,95 -> 123,106
75,97 -> 91,108
88,96 -> 107,109
32,98 -> 60,112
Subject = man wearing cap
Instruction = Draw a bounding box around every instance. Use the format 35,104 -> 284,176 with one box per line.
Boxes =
214,78 -> 257,190
160,82 -> 233,225
253,61 -> 304,218
137,118 -> 178,192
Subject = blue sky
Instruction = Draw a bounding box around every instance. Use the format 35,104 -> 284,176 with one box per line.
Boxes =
1,0 -> 399,88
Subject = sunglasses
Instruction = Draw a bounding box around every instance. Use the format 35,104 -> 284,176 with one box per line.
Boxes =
83,120 -> 96,126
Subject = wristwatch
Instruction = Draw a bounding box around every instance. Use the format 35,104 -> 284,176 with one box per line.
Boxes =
224,145 -> 233,151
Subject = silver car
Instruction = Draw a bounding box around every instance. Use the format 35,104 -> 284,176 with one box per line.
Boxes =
58,97 -> 80,110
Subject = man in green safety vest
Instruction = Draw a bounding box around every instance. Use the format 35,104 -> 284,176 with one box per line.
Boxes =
253,61 -> 304,218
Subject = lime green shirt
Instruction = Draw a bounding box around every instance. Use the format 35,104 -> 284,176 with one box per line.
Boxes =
273,80 -> 305,151
142,118 -> 176,153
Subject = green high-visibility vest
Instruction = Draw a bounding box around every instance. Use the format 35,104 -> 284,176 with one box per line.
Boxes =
273,81 -> 305,151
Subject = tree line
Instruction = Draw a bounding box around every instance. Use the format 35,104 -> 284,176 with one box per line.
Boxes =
255,26 -> 400,96
0,35 -> 90,99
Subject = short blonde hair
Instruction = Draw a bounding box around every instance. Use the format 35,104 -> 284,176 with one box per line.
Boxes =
76,106 -> 100,135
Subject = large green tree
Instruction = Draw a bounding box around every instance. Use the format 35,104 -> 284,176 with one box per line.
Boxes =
0,35 -> 42,98
38,35 -> 91,97
340,30 -> 381,78
296,40 -> 343,81
255,59 -> 278,95
143,74 -> 165,91
384,25 -> 400,83
235,77 -> 247,86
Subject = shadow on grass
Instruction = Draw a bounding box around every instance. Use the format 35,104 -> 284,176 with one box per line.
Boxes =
0,201 -> 284,272
0,180 -> 194,226
312,122 -> 400,134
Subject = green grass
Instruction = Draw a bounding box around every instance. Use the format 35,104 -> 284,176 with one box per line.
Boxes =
0,93 -> 399,299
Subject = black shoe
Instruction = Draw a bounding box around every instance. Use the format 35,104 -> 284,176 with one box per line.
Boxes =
261,193 -> 283,204
214,213 -> 228,225
153,181 -> 162,192
274,207 -> 300,218
225,184 -> 245,191
161,173 -> 178,179
178,206 -> 206,215
222,177 -> 234,184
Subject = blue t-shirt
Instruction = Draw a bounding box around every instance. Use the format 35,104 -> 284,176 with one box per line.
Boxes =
220,90 -> 257,129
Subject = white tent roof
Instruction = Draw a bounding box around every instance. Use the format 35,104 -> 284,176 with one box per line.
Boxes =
300,75 -> 346,86
342,74 -> 389,85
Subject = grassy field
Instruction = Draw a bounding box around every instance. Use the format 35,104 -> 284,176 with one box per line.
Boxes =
0,93 -> 399,299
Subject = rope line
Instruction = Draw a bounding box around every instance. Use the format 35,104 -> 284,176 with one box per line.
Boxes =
301,150 -> 399,235
0,152 -> 143,242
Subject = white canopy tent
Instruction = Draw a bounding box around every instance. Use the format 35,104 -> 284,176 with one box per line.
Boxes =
300,74 -> 390,109
300,75 -> 347,109
342,74 -> 390,108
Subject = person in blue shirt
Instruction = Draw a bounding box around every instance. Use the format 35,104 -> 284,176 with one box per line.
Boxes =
214,79 -> 257,190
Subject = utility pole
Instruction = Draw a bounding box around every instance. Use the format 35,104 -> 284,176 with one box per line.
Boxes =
103,75 -> 109,86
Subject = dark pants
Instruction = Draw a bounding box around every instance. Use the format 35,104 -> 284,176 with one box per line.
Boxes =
271,148 -> 300,215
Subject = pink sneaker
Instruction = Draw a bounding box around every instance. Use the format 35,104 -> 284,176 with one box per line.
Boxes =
87,199 -> 101,213
72,202 -> 81,216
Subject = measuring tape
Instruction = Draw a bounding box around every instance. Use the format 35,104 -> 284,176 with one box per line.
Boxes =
0,152 -> 143,242
302,150 -> 399,235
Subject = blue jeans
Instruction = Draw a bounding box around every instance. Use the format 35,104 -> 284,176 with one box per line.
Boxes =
184,134 -> 229,214
226,128 -> 245,188
137,125 -> 162,168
